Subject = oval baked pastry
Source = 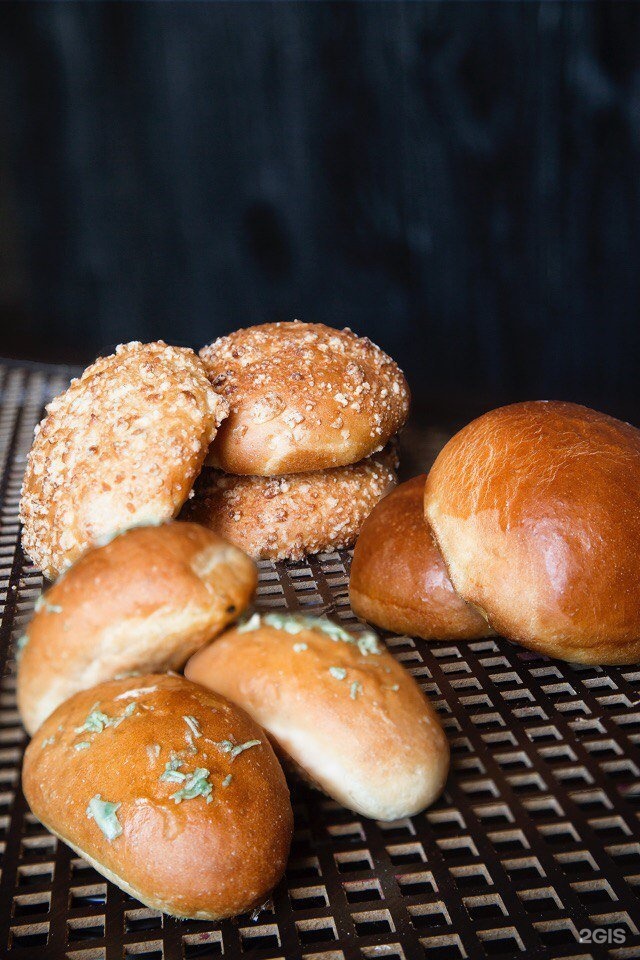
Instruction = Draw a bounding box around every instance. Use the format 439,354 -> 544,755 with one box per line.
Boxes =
22,674 -> 293,920
186,613 -> 449,820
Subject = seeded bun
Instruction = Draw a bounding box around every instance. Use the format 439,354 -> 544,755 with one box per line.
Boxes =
425,401 -> 640,664
18,523 -> 257,735
199,321 -> 410,475
22,674 -> 292,920
186,614 -> 449,820
350,476 -> 492,640
20,341 -> 228,580
182,446 -> 398,561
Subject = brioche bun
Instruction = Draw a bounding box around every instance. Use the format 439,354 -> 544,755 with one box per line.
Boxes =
199,321 -> 409,475
186,613 -> 449,820
18,522 -> 257,735
20,341 -> 228,580
350,476 -> 492,640
425,401 -> 640,664
182,446 -> 398,561
22,674 -> 292,920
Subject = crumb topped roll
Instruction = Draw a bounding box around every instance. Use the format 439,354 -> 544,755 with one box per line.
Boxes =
183,446 -> 398,560
200,321 -> 409,475
20,341 -> 228,579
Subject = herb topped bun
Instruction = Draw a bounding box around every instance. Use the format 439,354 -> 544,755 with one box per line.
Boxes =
20,341 -> 229,580
22,674 -> 293,920
18,522 -> 257,735
185,613 -> 450,820
182,445 -> 398,561
199,321 -> 410,476
350,476 -> 493,640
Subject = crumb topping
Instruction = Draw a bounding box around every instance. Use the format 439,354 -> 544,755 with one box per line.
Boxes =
20,341 -> 228,579
183,445 -> 399,561
200,321 -> 409,472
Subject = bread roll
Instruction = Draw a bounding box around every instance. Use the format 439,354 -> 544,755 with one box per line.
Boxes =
186,613 -> 449,820
20,341 -> 228,580
425,401 -> 640,664
350,476 -> 492,640
182,446 -> 398,560
199,321 -> 410,475
22,674 -> 292,920
18,522 -> 257,735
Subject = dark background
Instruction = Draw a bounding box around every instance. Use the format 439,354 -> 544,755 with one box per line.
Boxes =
1,2 -> 639,423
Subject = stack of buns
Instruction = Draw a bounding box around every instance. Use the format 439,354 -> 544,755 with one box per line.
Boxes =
183,321 -> 410,559
351,400 -> 640,666
13,325 -> 445,923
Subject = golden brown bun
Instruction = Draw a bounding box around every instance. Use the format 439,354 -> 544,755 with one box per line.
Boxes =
425,401 -> 640,664
22,674 -> 293,920
199,321 -> 410,475
182,447 -> 398,561
350,476 -> 493,640
20,341 -> 228,580
186,614 -> 449,820
18,522 -> 257,735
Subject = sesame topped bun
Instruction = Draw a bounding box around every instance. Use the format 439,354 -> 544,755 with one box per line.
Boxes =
425,401 -> 640,664
22,674 -> 293,920
18,522 -> 257,735
200,321 -> 410,475
20,341 -> 228,580
350,476 -> 492,641
183,446 -> 398,560
186,613 -> 449,820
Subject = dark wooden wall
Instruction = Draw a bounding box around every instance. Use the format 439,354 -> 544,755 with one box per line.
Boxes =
1,2 -> 640,421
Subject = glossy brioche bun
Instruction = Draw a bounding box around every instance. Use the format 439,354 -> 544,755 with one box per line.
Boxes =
20,341 -> 228,580
22,674 -> 293,920
199,321 -> 409,475
182,446 -> 398,561
18,522 -> 257,735
186,613 -> 449,820
425,401 -> 640,664
350,476 -> 493,640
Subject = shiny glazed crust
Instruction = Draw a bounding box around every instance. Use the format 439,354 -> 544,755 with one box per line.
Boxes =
182,447 -> 398,560
22,675 -> 293,920
20,341 -> 228,580
425,401 -> 640,664
18,523 -> 257,734
186,619 -> 449,820
199,321 -> 410,475
350,476 -> 492,640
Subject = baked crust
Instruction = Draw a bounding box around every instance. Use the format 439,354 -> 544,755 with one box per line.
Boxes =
186,615 -> 449,820
425,401 -> 640,664
199,321 -> 409,475
20,341 -> 228,580
18,522 -> 257,734
350,476 -> 492,640
182,446 -> 398,560
22,674 -> 293,920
